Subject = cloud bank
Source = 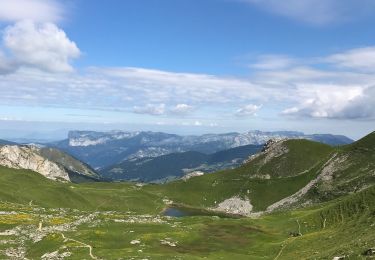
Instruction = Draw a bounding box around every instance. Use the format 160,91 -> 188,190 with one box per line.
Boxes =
0,0 -> 63,23
242,0 -> 375,25
0,1 -> 373,123
1,45 -> 375,121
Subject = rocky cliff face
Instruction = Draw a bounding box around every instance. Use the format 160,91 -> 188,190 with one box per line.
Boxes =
0,145 -> 99,182
0,145 -> 70,181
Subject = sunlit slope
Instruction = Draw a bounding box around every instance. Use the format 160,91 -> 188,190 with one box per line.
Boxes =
277,185 -> 375,259
0,172 -> 373,259
304,131 -> 375,203
146,139 -> 335,211
0,166 -> 163,214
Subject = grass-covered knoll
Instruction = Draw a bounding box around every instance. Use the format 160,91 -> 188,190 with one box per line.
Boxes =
0,166 -> 163,214
306,131 -> 375,203
237,139 -> 334,178
344,131 -> 375,151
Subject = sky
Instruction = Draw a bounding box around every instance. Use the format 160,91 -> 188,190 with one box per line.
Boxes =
0,0 -> 375,140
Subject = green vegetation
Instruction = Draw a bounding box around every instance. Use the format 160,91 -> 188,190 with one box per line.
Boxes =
0,135 -> 374,259
238,139 -> 334,178
0,166 -> 163,214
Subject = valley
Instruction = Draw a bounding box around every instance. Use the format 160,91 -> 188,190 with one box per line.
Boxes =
0,131 -> 373,259
1,1 -> 373,259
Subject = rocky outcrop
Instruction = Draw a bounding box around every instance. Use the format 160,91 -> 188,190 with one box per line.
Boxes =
0,145 -> 72,181
182,171 -> 204,181
244,139 -> 288,165
213,196 -> 253,216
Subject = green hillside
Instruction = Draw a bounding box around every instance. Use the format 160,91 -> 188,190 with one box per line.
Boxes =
239,139 -> 334,178
145,139 -> 335,211
0,166 -> 373,259
304,131 -> 375,203
0,166 -> 163,214
0,133 -> 373,259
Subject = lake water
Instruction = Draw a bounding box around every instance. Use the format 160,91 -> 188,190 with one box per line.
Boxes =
163,207 -> 192,217
163,206 -> 240,218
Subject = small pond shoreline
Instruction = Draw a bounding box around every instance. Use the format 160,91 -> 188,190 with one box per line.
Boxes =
161,204 -> 244,219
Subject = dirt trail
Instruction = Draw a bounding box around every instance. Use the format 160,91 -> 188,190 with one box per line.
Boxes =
61,233 -> 98,259
273,237 -> 297,260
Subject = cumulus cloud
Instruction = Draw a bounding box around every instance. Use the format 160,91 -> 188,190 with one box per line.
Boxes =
170,104 -> 194,115
282,85 -> 375,119
3,20 -> 80,73
133,104 -> 166,115
242,0 -> 375,25
0,51 -> 17,74
235,104 -> 262,117
0,0 -> 63,23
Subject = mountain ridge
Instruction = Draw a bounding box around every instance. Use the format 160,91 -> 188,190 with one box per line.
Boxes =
101,144 -> 262,182
51,130 -> 353,169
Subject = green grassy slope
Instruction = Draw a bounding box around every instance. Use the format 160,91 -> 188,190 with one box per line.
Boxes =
0,135 -> 373,259
0,166 -> 163,214
145,139 -> 334,211
306,131 -> 375,203
278,185 -> 375,259
239,139 -> 334,178
0,171 -> 373,259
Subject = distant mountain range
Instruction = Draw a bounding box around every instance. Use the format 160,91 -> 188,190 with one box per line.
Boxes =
51,130 -> 353,170
0,139 -> 17,145
101,144 -> 262,183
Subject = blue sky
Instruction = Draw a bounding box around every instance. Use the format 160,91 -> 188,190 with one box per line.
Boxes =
0,0 -> 375,140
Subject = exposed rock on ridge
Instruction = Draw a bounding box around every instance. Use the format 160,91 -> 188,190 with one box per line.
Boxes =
0,145 -> 70,181
244,139 -> 288,165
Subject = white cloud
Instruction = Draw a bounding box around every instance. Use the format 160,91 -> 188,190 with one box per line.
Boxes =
133,103 -> 194,116
3,20 -> 80,73
96,67 -> 271,104
0,0 -> 63,23
170,104 -> 194,115
0,51 -> 17,74
235,104 -> 262,117
242,0 -> 375,25
282,85 -> 375,119
326,47 -> 375,72
0,46 -> 375,121
133,104 -> 166,115
250,55 -> 296,70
